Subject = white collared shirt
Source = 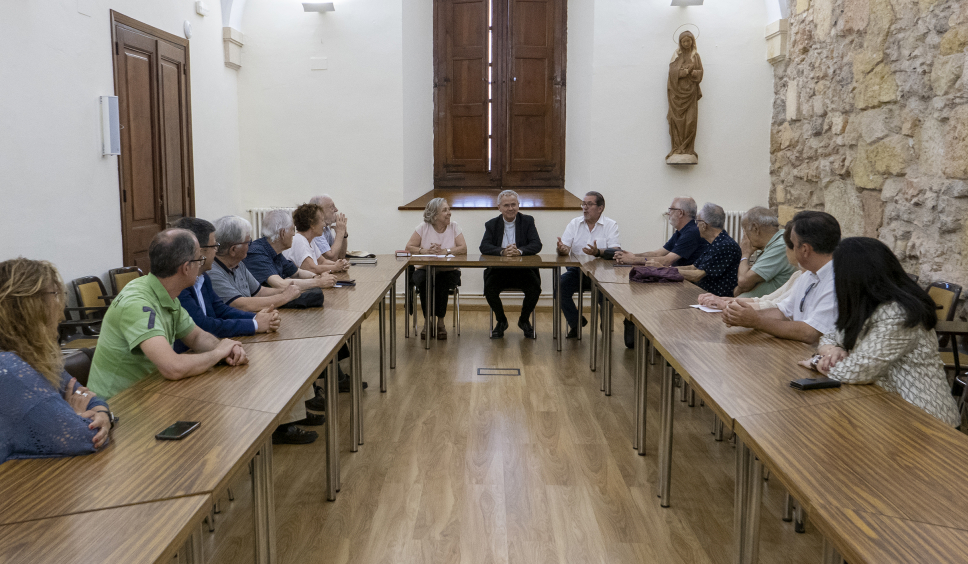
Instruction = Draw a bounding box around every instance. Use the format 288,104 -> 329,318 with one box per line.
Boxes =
502,219 -> 516,248
560,215 -> 621,257
776,259 -> 836,335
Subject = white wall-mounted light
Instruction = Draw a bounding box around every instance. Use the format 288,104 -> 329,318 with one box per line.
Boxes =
671,0 -> 704,5
100,96 -> 121,156
302,2 -> 335,12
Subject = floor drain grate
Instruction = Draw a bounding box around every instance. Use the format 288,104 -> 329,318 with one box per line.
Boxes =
477,368 -> 521,376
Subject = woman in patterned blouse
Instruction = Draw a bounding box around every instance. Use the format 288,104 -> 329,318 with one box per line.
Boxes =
810,238 -> 960,427
0,258 -> 113,463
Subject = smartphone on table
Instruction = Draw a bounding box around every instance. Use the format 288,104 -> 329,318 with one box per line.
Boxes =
155,421 -> 200,440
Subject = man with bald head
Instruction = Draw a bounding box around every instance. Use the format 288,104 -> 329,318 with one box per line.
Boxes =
309,194 -> 347,261
614,197 -> 708,267
88,229 -> 248,399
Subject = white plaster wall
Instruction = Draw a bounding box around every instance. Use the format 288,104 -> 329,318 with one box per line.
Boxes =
0,0 -> 243,284
237,0 -> 773,298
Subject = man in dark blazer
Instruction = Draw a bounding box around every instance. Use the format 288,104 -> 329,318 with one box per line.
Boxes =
479,190 -> 543,339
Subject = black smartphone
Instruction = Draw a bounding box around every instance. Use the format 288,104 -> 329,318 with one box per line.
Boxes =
155,421 -> 201,440
335,280 -> 356,287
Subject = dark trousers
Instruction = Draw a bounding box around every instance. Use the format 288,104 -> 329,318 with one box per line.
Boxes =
412,268 -> 460,319
483,268 -> 541,324
559,266 -> 596,329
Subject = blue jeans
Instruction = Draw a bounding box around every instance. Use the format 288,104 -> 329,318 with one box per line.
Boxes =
559,267 -> 595,329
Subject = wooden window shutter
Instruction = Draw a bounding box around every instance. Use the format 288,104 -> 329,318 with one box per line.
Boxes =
434,0 -> 566,190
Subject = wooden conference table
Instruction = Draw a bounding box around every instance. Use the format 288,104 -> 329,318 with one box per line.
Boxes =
408,254 -> 581,350
578,257 -> 968,564
6,253 -> 966,564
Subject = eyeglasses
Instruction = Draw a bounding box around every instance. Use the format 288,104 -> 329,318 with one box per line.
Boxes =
799,282 -> 817,312
580,202 -> 600,208
200,243 -> 221,250
668,207 -> 683,213
188,257 -> 206,266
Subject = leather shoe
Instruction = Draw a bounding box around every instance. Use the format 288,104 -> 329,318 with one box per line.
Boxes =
272,424 -> 318,445
518,318 -> 535,339
338,376 -> 368,393
305,395 -> 327,412
566,325 -> 579,339
293,413 -> 325,426
581,316 -> 588,328
491,319 -> 509,339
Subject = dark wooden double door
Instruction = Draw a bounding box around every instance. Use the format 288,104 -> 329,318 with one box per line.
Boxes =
434,0 -> 566,189
111,12 -> 195,271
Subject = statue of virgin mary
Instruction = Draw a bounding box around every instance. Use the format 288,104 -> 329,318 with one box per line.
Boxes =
666,30 -> 703,165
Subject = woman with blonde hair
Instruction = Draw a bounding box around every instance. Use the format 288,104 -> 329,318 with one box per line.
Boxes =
0,258 -> 113,463
404,198 -> 467,339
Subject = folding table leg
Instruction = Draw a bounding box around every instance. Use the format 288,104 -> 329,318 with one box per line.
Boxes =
251,439 -> 277,564
326,359 -> 340,500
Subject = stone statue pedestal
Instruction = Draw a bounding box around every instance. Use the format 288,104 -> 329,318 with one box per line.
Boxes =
665,154 -> 698,165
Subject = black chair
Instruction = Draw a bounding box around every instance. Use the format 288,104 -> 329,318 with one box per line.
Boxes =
406,265 -> 461,337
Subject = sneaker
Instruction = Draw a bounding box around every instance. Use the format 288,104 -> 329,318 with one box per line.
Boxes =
293,413 -> 325,426
271,424 -> 318,445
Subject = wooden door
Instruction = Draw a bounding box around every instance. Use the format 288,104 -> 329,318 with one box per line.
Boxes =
111,12 -> 194,270
434,0 -> 500,187
502,0 -> 565,187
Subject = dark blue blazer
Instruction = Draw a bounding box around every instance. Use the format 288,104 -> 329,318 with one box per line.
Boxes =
175,274 -> 256,353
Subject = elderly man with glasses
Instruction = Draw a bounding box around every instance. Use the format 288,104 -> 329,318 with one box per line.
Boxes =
556,191 -> 621,338
668,203 -> 742,297
88,229 -> 249,400
242,209 -> 337,292
207,215 -> 303,311
614,197 -> 707,267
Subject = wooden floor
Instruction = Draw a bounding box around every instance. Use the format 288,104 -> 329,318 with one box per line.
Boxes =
204,310 -> 823,564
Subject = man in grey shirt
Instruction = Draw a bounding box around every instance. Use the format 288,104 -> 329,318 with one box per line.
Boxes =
210,216 -> 301,311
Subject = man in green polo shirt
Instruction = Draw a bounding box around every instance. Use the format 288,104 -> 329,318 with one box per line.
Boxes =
734,207 -> 797,298
88,229 -> 247,399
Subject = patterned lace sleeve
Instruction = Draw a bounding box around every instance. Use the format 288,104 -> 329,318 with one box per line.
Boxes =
4,360 -> 99,461
827,306 -> 918,385
818,329 -> 842,349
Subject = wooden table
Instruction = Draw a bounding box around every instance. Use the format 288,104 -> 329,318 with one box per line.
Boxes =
408,254 -> 580,351
0,495 -> 211,564
135,337 -> 346,502
810,503 -> 968,564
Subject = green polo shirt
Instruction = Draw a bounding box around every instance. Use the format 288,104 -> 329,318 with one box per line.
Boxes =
87,274 -> 196,399
739,228 -> 798,298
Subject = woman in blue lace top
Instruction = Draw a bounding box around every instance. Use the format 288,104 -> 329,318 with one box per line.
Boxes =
1,258 -> 113,464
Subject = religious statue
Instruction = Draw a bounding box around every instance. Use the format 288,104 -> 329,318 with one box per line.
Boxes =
666,30 -> 703,165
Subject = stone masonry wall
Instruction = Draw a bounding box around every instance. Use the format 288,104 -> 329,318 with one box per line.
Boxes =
771,0 -> 968,312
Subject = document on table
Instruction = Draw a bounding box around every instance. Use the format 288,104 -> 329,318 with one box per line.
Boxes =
690,304 -> 722,313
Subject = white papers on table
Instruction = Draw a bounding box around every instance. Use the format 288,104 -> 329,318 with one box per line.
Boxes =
690,304 -> 722,313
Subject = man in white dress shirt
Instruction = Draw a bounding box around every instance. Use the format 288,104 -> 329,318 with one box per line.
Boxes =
722,211 -> 841,344
555,191 -> 621,338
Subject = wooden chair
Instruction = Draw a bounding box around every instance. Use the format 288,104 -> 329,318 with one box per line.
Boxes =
929,281 -> 961,346
59,277 -> 110,345
935,321 -> 968,416
108,266 -> 143,295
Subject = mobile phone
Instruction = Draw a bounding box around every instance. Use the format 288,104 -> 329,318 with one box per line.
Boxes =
155,421 -> 200,440
335,280 -> 356,287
